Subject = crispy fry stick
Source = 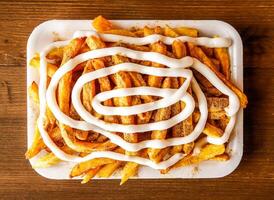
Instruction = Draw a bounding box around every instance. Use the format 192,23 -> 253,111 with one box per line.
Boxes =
172,40 -> 187,58
214,47 -> 230,79
201,46 -> 214,57
163,144 -> 225,173
74,129 -> 89,141
70,158 -> 115,178
82,60 -> 103,119
202,122 -> 224,138
188,42 -> 219,71
29,54 -> 59,78
120,150 -> 147,185
32,152 -> 61,168
86,35 -> 106,50
97,161 -> 123,178
164,25 -> 180,37
207,97 -> 229,112
211,58 -> 221,70
45,106 -> 56,130
174,27 -> 198,37
25,125 -> 46,159
48,126 -> 63,142
58,38 -> 84,115
102,29 -> 136,37
92,15 -> 113,32
60,126 -> 117,153
81,167 -> 101,184
208,111 -> 226,120
188,43 -> 248,107
120,162 -> 139,185
46,47 -> 64,63
148,77 -> 172,161
28,81 -> 39,104
210,153 -> 229,161
147,42 -> 167,87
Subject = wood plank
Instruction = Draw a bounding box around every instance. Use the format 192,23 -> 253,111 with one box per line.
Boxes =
0,0 -> 273,199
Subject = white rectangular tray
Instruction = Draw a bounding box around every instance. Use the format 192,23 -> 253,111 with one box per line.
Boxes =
27,20 -> 243,180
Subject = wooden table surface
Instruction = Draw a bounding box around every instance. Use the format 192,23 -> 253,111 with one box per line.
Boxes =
0,0 -> 273,199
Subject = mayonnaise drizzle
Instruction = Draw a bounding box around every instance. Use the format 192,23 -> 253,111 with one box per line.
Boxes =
36,30 -> 240,170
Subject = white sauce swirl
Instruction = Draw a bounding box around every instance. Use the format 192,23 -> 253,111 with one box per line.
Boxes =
36,30 -> 240,170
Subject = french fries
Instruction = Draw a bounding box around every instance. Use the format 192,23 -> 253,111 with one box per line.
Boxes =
70,158 -> 114,178
188,43 -> 248,107
81,167 -> 100,184
28,81 -> 39,104
25,125 -> 46,159
32,152 -> 61,168
148,77 -> 172,161
203,122 -> 224,138
27,16 -> 248,185
163,144 -> 225,173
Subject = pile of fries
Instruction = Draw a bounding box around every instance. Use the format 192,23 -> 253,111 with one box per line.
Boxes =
26,16 -> 247,184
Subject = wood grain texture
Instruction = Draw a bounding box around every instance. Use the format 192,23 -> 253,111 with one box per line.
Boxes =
0,0 -> 273,199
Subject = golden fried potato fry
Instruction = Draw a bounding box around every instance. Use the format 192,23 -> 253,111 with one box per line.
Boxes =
143,26 -> 154,36
86,36 -> 106,50
82,60 -> 103,119
188,42 -> 219,71
126,44 -> 150,52
207,97 -> 229,112
28,81 -> 39,104
81,167 -> 101,184
45,106 -> 56,129
75,129 -> 89,141
201,46 -> 214,57
48,126 -> 62,142
211,58 -> 221,70
174,27 -> 198,37
88,41 -> 119,124
58,38 -> 84,115
208,111 -> 226,120
172,40 -> 187,58
70,158 -> 115,178
59,121 -> 117,153
120,149 -> 146,185
32,152 -> 61,168
148,42 -> 167,88
210,153 -> 230,161
46,47 -> 64,64
203,122 -> 223,138
92,15 -> 113,32
148,77 -> 172,161
120,162 -> 138,185
214,47 -> 230,79
29,52 -> 59,77
25,125 -> 46,159
164,144 -> 225,173
102,29 -> 136,37
97,161 -> 123,178
164,25 -> 179,37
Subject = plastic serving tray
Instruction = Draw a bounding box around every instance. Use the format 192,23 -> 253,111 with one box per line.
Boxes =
27,20 -> 243,180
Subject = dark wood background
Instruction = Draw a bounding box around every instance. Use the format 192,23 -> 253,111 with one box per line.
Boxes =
0,0 -> 273,199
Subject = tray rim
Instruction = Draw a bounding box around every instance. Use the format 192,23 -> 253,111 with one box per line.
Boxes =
27,19 -> 243,180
